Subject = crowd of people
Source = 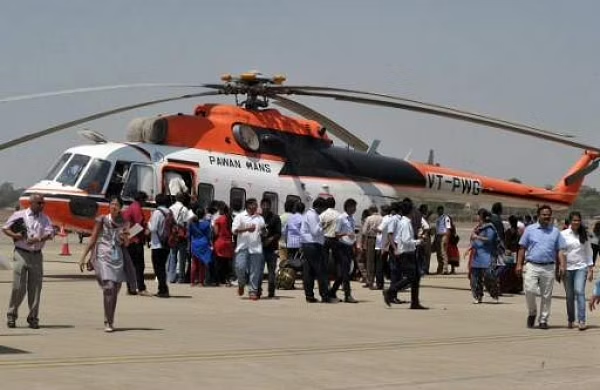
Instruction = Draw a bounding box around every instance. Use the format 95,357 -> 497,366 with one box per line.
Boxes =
3,192 -> 600,333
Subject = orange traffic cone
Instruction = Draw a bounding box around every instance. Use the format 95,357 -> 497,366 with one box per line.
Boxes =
59,226 -> 71,256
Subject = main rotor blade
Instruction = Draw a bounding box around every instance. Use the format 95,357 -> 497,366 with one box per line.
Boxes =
0,83 -> 204,104
0,91 -> 220,152
272,96 -> 369,152
285,90 -> 600,153
275,85 -> 575,139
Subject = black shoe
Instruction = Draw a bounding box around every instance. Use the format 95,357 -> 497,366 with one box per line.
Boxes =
410,303 -> 429,310
322,297 -> 339,304
306,297 -> 319,303
7,319 -> 15,329
370,286 -> 383,290
344,296 -> 358,304
127,290 -> 138,296
539,322 -> 549,330
27,319 -> 39,329
154,292 -> 170,298
391,298 -> 406,304
527,315 -> 536,328
382,290 -> 392,307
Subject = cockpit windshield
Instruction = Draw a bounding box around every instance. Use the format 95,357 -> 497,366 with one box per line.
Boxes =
44,153 -> 72,181
56,154 -> 91,186
78,159 -> 111,194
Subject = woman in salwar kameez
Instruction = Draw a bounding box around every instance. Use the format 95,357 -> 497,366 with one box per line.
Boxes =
79,197 -> 136,332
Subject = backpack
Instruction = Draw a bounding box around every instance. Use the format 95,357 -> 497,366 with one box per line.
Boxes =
158,208 -> 174,247
167,207 -> 188,248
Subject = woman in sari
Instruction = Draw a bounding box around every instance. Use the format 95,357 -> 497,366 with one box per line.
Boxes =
79,196 -> 135,332
469,208 -> 499,304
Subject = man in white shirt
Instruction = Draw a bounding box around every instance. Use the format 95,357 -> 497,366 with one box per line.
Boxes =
320,197 -> 340,275
164,171 -> 188,197
232,198 -> 265,300
148,194 -> 171,298
329,198 -> 359,303
361,205 -> 382,289
384,200 -> 428,310
167,193 -> 195,283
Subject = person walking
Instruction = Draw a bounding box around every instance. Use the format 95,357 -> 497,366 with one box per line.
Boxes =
469,209 -> 500,304
516,204 -> 567,329
123,191 -> 151,296
3,193 -> 54,329
560,211 -> 594,330
79,196 -> 136,332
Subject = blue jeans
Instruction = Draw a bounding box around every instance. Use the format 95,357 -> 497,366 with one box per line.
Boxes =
235,249 -> 264,295
563,268 -> 588,323
167,243 -> 188,283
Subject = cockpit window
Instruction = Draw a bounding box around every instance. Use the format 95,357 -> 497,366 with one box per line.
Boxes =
78,159 -> 111,195
56,154 -> 91,187
44,153 -> 72,181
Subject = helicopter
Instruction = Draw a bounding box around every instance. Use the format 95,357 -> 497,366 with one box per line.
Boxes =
1,71 -> 599,232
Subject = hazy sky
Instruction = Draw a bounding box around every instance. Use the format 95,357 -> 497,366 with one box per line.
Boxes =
1,0 -> 599,191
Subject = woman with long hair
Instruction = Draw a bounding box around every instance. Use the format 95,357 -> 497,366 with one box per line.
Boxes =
79,196 -> 135,332
560,211 -> 594,330
469,208 -> 500,304
213,203 -> 234,286
189,207 -> 213,286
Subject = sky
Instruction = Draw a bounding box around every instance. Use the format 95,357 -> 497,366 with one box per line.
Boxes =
1,0 -> 599,191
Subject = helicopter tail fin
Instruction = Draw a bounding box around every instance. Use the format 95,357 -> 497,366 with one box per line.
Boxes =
553,151 -> 600,204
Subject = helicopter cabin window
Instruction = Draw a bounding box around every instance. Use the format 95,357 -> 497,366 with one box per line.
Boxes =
106,161 -> 131,199
262,191 -> 279,214
230,187 -> 246,213
122,163 -> 155,200
78,159 -> 111,195
44,153 -> 72,181
56,154 -> 91,187
197,183 -> 214,210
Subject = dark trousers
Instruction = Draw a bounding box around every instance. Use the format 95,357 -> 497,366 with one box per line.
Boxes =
151,248 -> 169,295
301,243 -> 329,299
388,251 -> 403,298
388,252 -> 421,305
127,242 -> 146,292
330,243 -> 353,298
262,249 -> 277,296
592,244 -> 599,266
215,256 -> 233,284
374,249 -> 384,289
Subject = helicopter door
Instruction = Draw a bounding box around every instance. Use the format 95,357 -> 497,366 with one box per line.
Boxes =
121,163 -> 156,200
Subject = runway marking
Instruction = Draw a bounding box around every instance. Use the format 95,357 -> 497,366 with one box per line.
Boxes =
0,330 -> 596,370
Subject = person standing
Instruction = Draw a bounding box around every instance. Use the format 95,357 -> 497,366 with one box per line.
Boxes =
147,194 -> 171,298
3,193 -> 54,329
418,204 -> 433,275
301,197 -> 332,303
79,196 -> 136,332
435,206 -> 452,274
260,198 -> 281,299
320,197 -> 340,280
232,198 -> 265,300
213,203 -> 234,286
560,211 -> 594,330
168,192 -> 194,283
361,205 -> 382,289
590,221 -> 600,266
516,204 -> 567,329
123,191 -> 151,296
189,208 -> 213,286
469,209 -> 500,304
329,198 -> 359,303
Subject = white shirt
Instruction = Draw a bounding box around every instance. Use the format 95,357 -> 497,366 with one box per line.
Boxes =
301,208 -> 325,245
148,206 -> 169,249
165,172 -> 188,196
393,216 -> 421,255
561,228 -> 593,270
436,214 -> 451,235
335,212 -> 356,246
169,201 -> 194,226
232,211 -> 265,254
320,208 -> 340,238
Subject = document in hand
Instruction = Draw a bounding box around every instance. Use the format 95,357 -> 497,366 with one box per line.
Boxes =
128,223 -> 144,238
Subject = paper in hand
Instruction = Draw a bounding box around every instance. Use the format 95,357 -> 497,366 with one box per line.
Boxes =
128,223 -> 144,237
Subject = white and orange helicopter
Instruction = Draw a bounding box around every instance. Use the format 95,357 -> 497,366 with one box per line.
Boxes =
1,71 -> 599,232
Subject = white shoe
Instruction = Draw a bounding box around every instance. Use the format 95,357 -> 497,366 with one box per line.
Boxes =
472,298 -> 480,304
230,280 -> 239,287
104,324 -> 114,333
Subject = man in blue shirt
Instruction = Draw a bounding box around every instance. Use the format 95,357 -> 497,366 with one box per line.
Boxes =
517,204 -> 567,329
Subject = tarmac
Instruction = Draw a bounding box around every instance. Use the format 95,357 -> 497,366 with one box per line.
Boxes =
0,233 -> 599,390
